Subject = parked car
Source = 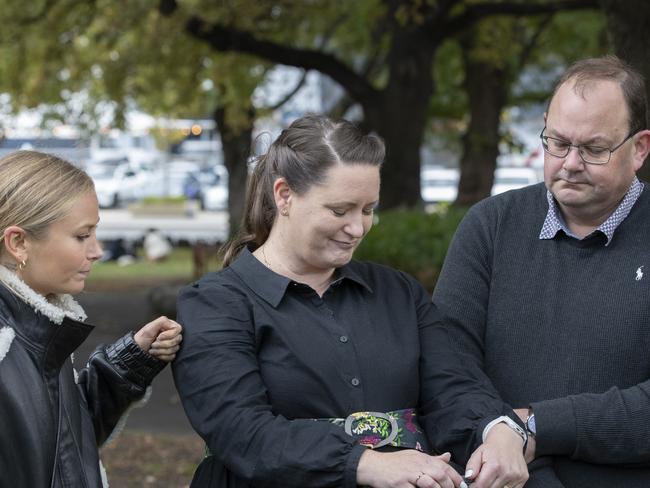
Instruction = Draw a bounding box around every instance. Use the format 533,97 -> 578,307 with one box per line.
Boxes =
148,160 -> 228,209
420,167 -> 460,203
491,167 -> 540,196
200,165 -> 229,211
153,159 -> 203,199
89,163 -> 150,208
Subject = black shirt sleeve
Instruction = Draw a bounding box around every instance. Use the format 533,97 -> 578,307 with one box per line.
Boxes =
423,204 -> 515,463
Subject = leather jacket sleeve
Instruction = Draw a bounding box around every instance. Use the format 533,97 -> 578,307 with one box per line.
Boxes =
76,332 -> 166,445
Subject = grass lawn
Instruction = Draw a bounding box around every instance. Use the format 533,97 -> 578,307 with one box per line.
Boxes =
101,430 -> 204,488
86,247 -> 221,291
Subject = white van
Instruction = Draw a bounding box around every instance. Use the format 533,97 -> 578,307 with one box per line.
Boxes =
421,167 -> 460,203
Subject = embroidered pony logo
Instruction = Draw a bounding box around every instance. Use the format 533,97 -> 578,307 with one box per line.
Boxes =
636,266 -> 644,281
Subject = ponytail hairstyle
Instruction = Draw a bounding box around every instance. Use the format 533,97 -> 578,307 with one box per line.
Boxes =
221,114 -> 385,266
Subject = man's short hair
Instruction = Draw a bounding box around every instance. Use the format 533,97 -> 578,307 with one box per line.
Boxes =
549,55 -> 648,133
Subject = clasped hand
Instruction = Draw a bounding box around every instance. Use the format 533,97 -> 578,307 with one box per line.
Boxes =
357,449 -> 467,488
134,316 -> 183,362
462,424 -> 529,488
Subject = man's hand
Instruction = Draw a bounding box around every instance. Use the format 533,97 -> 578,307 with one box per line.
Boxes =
463,423 -> 529,488
134,316 -> 182,362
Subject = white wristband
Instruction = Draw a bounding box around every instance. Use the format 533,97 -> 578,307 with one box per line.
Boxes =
482,415 -> 528,447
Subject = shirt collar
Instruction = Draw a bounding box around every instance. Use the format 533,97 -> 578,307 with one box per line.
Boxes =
539,177 -> 643,245
334,263 -> 374,294
229,247 -> 372,308
229,247 -> 291,308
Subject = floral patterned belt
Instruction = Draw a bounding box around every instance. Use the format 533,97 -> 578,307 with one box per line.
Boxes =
203,408 -> 431,458
316,408 -> 431,452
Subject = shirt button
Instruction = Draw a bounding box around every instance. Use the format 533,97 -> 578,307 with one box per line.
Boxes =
339,335 -> 349,343
351,377 -> 360,387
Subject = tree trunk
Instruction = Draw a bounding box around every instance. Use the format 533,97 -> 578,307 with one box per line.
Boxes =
367,98 -> 429,209
214,106 -> 253,238
366,29 -> 435,209
600,0 -> 650,182
455,34 -> 509,206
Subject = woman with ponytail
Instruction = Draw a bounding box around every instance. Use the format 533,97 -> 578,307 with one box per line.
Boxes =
173,115 -> 465,488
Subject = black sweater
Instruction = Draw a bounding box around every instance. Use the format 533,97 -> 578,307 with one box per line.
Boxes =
428,182 -> 650,487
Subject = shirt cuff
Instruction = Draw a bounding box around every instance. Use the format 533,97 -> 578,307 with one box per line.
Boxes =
343,444 -> 368,488
530,397 -> 577,456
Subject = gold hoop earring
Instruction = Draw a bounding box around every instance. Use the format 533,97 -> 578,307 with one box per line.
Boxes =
19,260 -> 26,271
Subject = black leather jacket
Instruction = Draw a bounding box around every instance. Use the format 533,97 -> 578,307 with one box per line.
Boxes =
0,281 -> 166,487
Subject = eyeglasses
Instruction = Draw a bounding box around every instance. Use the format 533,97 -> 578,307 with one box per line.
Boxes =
540,127 -> 636,165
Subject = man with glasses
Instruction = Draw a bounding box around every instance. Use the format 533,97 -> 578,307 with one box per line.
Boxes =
427,56 -> 650,487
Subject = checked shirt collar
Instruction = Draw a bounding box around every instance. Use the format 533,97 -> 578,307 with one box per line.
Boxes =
539,177 -> 643,246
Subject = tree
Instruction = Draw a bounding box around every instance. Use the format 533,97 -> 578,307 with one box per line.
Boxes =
427,10 -> 607,206
162,0 -> 600,209
454,10 -> 607,204
0,1 -> 271,230
213,65 -> 309,234
0,1 -> 352,229
1,0 -> 604,210
455,19 -> 521,205
600,0 -> 650,182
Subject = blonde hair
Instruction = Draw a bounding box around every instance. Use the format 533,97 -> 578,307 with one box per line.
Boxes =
0,150 -> 95,246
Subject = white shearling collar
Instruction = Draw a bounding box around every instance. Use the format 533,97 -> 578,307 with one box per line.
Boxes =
0,326 -> 15,362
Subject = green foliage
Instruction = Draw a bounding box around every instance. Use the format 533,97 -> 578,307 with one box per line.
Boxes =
427,8 -> 607,174
431,40 -> 467,120
536,10 -> 607,63
354,207 -> 468,291
509,10 -> 607,106
0,0 -> 388,136
0,0 -> 609,209
0,0 -> 606,136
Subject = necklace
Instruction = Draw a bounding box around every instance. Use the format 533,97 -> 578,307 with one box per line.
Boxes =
260,245 -> 272,269
259,245 -> 333,295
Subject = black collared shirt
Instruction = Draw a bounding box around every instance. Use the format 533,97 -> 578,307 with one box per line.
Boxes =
172,248 -> 441,488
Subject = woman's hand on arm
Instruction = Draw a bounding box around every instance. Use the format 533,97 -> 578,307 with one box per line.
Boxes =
133,316 -> 182,362
357,450 -> 466,488
463,424 -> 529,488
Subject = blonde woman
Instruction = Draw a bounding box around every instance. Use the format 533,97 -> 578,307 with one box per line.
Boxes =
0,150 -> 182,487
